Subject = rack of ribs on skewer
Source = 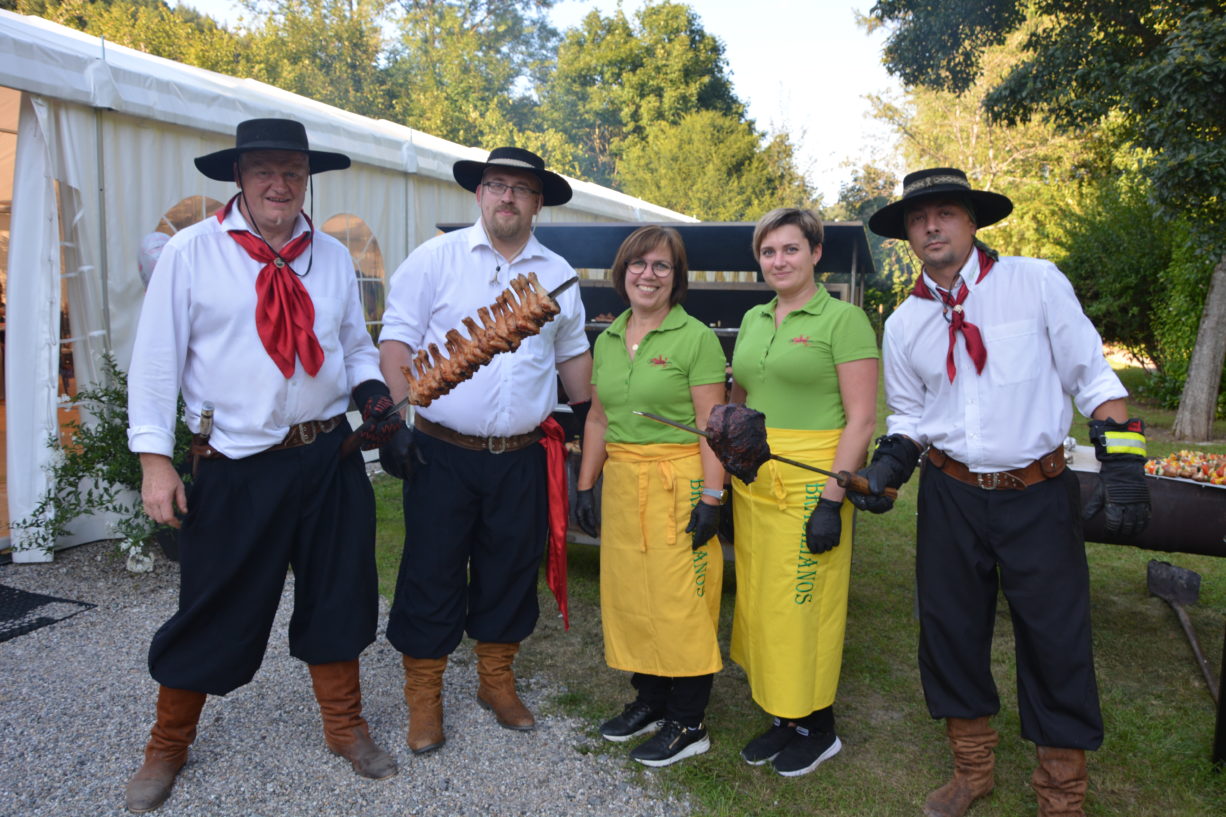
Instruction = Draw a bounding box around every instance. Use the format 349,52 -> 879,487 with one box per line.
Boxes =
402,272 -> 562,407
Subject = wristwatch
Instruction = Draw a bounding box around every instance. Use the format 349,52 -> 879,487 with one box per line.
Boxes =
702,488 -> 727,503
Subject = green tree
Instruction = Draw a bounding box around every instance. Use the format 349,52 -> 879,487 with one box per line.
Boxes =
615,110 -> 813,222
538,1 -> 743,185
868,0 -> 1226,438
237,0 -> 392,118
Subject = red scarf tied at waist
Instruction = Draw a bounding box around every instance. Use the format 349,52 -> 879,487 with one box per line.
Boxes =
539,417 -> 570,630
217,195 -> 325,378
910,247 -> 996,382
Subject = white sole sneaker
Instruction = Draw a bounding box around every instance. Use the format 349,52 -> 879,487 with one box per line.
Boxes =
775,736 -> 842,778
601,720 -> 663,743
633,734 -> 711,767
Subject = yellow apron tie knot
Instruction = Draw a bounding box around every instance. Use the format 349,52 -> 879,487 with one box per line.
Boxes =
659,460 -> 677,546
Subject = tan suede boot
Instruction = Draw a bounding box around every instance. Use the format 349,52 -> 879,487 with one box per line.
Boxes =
923,717 -> 1000,817
1032,746 -> 1088,817
401,654 -> 448,753
124,686 -> 207,813
474,641 -> 534,731
308,660 -> 397,780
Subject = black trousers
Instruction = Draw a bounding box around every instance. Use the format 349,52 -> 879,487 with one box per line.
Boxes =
386,432 -> 548,658
632,672 -> 714,728
148,421 -> 378,696
916,464 -> 1103,750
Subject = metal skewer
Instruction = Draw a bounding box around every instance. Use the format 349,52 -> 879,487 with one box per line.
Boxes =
633,410 -> 897,499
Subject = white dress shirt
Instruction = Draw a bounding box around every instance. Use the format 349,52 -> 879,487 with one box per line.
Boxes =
127,206 -> 382,459
379,221 -> 588,438
883,251 -> 1126,471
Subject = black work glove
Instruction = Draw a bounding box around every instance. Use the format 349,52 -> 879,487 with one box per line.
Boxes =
685,501 -> 721,550
353,380 -> 405,450
847,434 -> 921,514
575,488 -> 599,538
718,489 -> 734,545
1084,418 -> 1150,537
805,498 -> 844,554
379,425 -> 417,481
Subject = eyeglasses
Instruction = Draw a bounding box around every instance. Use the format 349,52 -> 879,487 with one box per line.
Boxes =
627,259 -> 674,276
481,181 -> 541,200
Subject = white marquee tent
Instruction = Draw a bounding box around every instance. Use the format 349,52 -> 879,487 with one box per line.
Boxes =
0,10 -> 690,562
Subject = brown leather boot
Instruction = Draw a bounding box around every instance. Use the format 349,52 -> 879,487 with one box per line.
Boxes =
124,686 -> 207,813
923,717 -> 999,817
474,641 -> 534,731
401,654 -> 447,753
308,660 -> 397,780
1032,746 -> 1088,816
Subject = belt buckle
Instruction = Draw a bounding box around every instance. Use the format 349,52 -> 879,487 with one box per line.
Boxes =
300,421 -> 317,446
975,471 -> 1000,490
487,436 -> 508,455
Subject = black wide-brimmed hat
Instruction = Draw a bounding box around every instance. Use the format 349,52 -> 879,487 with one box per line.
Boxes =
194,118 -> 351,182
453,146 -> 573,207
868,167 -> 1013,240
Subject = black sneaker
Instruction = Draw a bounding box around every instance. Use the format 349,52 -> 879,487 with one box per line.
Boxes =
771,726 -> 841,777
629,720 -> 710,767
741,717 -> 797,765
599,700 -> 664,743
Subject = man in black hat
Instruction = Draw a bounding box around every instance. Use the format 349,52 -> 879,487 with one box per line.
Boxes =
377,147 -> 591,754
124,118 -> 405,812
853,168 -> 1150,817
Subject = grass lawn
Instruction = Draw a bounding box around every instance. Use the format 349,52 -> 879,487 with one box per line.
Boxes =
373,366 -> 1226,816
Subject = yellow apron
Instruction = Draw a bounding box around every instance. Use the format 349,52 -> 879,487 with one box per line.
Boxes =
600,442 -> 724,677
729,427 -> 853,717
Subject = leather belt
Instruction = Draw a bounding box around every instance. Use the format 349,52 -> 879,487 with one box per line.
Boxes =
414,414 -> 542,454
190,414 -> 345,461
927,446 -> 1066,491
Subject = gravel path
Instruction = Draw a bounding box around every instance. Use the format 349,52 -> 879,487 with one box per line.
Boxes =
0,542 -> 690,817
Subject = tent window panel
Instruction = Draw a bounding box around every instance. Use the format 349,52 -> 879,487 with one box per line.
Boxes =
321,214 -> 385,340
160,196 -> 224,235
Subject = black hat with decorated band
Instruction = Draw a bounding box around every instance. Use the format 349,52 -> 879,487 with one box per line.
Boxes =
194,118 -> 351,182
452,146 -> 573,207
868,167 -> 1013,240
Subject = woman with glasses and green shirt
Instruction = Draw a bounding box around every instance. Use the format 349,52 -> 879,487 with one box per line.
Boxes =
574,225 -> 727,767
728,208 -> 879,777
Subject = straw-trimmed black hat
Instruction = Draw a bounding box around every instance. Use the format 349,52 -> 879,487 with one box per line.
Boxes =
868,167 -> 1013,240
194,118 -> 350,182
452,146 -> 572,207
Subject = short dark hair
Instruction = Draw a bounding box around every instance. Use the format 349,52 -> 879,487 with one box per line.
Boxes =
610,225 -> 689,308
752,208 -> 824,256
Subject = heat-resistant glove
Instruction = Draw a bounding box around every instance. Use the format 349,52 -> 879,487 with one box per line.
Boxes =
847,434 -> 921,514
685,501 -> 721,550
1083,418 -> 1150,537
575,487 -> 599,538
805,497 -> 844,554
718,488 -> 734,545
353,380 -> 405,450
378,425 -> 417,481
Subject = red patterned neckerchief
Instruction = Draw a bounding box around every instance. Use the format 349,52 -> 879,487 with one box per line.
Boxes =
217,195 -> 324,378
910,247 -> 996,382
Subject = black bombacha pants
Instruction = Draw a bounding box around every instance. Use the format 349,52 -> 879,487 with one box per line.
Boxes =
386,432 -> 548,659
148,421 -> 378,696
915,463 -> 1103,750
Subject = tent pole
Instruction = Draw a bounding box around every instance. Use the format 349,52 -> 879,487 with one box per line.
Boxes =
94,105 -> 111,355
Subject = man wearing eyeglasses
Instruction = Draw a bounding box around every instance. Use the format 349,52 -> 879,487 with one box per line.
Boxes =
377,147 -> 592,756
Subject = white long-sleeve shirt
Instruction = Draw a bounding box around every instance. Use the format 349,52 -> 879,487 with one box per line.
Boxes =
127,206 -> 382,459
883,251 -> 1126,471
379,222 -> 588,438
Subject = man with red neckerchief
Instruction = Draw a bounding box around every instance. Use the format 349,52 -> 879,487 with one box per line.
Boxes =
124,119 -> 404,812
853,168 -> 1150,817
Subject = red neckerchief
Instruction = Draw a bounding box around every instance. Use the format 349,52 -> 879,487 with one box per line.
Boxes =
539,417 -> 569,629
217,195 -> 324,378
910,247 -> 995,382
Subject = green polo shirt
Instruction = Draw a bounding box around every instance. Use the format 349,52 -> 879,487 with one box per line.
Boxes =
593,304 -> 727,444
731,286 -> 878,430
